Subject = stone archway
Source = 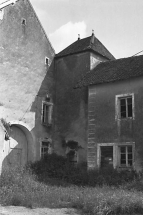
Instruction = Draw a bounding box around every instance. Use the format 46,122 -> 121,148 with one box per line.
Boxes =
2,121 -> 34,169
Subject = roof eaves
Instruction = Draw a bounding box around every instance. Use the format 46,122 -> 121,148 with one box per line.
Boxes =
85,70 -> 143,87
55,48 -> 111,60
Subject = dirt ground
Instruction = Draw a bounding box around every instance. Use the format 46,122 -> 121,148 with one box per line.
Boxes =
0,206 -> 80,215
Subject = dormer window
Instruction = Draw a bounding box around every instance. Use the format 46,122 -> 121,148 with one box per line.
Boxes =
21,18 -> 26,26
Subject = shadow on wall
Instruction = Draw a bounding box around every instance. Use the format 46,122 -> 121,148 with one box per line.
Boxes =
30,61 -> 55,154
1,123 -> 34,173
0,61 -> 55,174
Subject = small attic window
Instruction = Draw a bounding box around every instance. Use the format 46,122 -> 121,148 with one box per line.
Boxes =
45,57 -> 49,66
21,18 -> 26,26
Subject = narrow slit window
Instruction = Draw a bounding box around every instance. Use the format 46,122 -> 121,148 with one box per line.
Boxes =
45,57 -> 49,65
21,18 -> 26,25
42,102 -> 53,126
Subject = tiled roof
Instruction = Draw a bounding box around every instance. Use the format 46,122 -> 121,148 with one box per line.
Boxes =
75,55 -> 143,88
56,34 -> 115,60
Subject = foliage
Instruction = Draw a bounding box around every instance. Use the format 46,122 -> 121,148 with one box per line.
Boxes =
62,140 -> 82,150
30,153 -> 138,186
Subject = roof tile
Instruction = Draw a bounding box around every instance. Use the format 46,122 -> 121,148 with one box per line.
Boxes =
75,55 -> 143,88
56,35 -> 115,60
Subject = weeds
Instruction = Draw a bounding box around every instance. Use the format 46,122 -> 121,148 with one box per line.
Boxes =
0,156 -> 143,215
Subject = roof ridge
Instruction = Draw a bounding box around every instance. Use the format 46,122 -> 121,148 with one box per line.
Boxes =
56,34 -> 115,60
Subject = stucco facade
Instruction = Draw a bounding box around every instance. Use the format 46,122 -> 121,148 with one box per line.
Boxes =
0,0 -> 55,172
53,51 -> 108,163
2,0 -> 137,172
88,76 -> 143,171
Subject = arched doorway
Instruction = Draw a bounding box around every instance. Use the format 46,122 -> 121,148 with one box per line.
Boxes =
8,125 -> 28,167
3,121 -> 34,169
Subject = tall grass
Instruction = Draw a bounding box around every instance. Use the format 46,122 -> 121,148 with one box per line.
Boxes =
0,156 -> 143,214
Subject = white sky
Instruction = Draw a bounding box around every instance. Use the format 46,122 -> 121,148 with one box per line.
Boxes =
30,0 -> 143,59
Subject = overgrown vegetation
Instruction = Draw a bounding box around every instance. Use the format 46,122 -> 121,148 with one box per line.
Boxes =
30,153 -> 139,186
1,154 -> 143,215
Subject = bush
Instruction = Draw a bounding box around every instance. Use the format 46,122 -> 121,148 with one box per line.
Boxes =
29,153 -> 138,186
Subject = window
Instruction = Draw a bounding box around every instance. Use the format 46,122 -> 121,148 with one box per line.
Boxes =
119,145 -> 133,167
66,147 -> 78,163
120,97 -> 132,118
96,142 -> 135,169
116,94 -> 134,120
100,146 -> 113,168
41,141 -> 51,158
21,18 -> 26,25
97,143 -> 115,169
45,57 -> 49,66
42,102 -> 53,126
65,140 -> 78,163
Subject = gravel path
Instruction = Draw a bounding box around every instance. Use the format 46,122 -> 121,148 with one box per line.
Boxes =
0,206 -> 80,215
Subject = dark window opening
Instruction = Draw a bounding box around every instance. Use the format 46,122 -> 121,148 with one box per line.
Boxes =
66,140 -> 78,163
42,102 -> 53,125
101,146 -> 113,168
41,141 -> 50,158
21,18 -> 26,25
45,57 -> 49,65
42,103 -> 49,124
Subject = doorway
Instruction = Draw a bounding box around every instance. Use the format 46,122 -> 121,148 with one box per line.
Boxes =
8,125 -> 28,168
100,146 -> 113,168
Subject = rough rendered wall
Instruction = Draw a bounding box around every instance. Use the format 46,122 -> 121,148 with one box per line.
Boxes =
0,0 -> 55,163
54,51 -> 107,163
88,77 -> 143,171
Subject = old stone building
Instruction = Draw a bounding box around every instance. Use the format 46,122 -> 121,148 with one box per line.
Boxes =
53,32 -> 115,163
0,0 -> 55,172
1,0 -> 143,173
76,55 -> 143,171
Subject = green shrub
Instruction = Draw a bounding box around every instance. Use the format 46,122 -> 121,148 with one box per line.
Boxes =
29,153 -> 138,186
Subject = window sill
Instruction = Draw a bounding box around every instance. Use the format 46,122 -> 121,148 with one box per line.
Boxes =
42,123 -> 52,127
116,117 -> 134,121
117,166 -> 134,171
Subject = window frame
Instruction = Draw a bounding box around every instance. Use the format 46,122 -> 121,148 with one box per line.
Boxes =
115,93 -> 135,120
41,101 -> 53,126
97,143 -> 116,169
40,138 -> 52,159
97,142 -> 135,169
118,143 -> 135,168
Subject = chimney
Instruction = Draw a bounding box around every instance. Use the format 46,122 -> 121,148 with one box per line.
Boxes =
91,29 -> 95,44
92,29 -> 94,36
78,34 -> 80,40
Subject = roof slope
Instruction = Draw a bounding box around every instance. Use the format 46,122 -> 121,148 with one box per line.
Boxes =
56,34 -> 115,60
76,55 -> 143,88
